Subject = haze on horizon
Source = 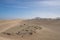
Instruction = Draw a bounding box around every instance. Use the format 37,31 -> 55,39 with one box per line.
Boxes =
0,0 -> 60,19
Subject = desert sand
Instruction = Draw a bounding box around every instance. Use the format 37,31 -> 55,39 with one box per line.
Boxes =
0,19 -> 60,40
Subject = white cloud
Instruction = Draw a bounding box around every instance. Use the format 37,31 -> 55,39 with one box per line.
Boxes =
37,1 -> 60,7
22,1 -> 60,8
1,0 -> 60,8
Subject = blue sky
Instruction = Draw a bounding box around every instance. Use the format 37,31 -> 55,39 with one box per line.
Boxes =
0,0 -> 60,19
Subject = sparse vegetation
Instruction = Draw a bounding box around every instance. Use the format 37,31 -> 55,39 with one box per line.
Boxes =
6,33 -> 11,35
2,24 -> 42,37
29,32 -> 33,35
24,24 -> 25,25
2,32 -> 11,35
0,19 -> 60,40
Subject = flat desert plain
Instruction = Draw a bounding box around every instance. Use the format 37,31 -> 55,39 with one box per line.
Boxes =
0,19 -> 60,40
